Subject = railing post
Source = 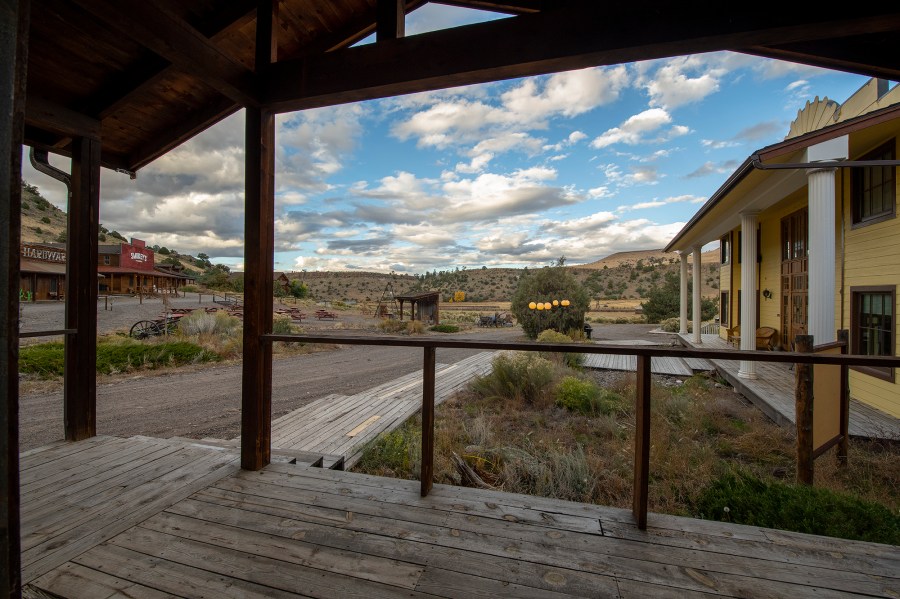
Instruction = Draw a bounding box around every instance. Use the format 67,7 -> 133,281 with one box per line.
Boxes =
795,334 -> 814,485
837,329 -> 850,466
420,345 -> 436,497
633,354 -> 651,530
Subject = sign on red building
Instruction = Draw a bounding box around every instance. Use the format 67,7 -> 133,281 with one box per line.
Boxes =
120,239 -> 155,270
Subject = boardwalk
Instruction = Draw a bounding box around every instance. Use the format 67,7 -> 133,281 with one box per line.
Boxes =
583,339 -> 714,377
22,435 -> 900,598
679,334 -> 900,440
237,351 -> 495,468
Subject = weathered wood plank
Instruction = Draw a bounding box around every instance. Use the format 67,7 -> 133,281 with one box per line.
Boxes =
29,562 -> 178,599
190,473 -> 882,597
21,449 -> 238,583
141,509 -> 425,588
72,543 -> 305,599
103,527 -> 435,598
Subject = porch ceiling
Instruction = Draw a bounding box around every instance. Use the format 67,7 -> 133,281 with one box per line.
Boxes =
21,1 -> 900,175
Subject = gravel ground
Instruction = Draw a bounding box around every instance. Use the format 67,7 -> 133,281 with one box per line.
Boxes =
17,301 -> 676,451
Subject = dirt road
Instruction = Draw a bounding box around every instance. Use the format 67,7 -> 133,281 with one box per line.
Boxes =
19,324 -> 668,451
18,327 -> 526,450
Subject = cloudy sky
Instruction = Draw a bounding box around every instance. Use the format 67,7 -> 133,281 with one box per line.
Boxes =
22,5 -> 878,274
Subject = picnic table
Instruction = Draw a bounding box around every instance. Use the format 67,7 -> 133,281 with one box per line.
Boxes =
315,309 -> 337,320
275,307 -> 306,321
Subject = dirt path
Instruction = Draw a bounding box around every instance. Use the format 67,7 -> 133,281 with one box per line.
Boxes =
18,324 -> 670,451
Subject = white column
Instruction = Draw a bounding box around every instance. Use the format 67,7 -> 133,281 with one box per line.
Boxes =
692,246 -> 702,344
808,167 -> 837,345
738,211 -> 759,379
679,252 -> 688,335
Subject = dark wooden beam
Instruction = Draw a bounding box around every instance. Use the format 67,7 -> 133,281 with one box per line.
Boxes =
64,136 -> 99,441
127,96 -> 238,172
265,4 -> 900,113
241,0 -> 277,471
1,0 -> 28,594
87,0 -> 258,120
430,0 -> 542,15
377,0 -> 405,41
22,128 -> 131,173
25,96 -> 100,139
70,0 -> 259,107
126,0 -> 429,172
745,34 -> 900,82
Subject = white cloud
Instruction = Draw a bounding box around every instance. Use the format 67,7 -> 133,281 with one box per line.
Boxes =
455,153 -> 495,174
617,194 -> 705,212
588,186 -> 612,199
639,55 -> 724,109
568,130 -> 587,144
391,66 -> 629,155
501,66 -> 628,121
590,108 -> 674,149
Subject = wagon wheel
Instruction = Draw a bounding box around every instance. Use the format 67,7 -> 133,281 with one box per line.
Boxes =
130,320 -> 162,339
163,319 -> 180,335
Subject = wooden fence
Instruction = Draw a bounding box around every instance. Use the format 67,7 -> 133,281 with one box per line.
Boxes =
262,333 -> 900,530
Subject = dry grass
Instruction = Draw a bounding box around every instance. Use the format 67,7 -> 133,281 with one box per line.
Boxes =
355,366 -> 899,521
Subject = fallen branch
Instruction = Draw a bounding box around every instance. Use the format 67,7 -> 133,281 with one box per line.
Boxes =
452,451 -> 497,490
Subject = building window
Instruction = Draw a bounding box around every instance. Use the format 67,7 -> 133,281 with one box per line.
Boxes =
720,291 -> 730,326
720,234 -> 730,264
852,140 -> 895,227
103,255 -> 110,265
851,286 -> 895,382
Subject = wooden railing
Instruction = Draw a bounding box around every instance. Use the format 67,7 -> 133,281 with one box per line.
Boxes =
262,332 -> 900,530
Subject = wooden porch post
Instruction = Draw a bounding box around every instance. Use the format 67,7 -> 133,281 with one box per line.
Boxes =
64,136 -> 100,441
837,329 -> 850,466
633,354 -> 651,529
1,0 -> 28,593
241,0 -> 276,471
420,345 -> 436,497
795,334 -> 814,484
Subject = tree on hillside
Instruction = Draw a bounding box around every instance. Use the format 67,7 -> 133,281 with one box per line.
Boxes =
195,253 -> 212,269
511,266 -> 589,339
641,271 -> 716,324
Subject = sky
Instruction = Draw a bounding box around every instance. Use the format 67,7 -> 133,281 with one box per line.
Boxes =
21,4 -> 880,274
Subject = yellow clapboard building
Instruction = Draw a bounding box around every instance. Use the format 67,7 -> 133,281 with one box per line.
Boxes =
667,78 -> 900,418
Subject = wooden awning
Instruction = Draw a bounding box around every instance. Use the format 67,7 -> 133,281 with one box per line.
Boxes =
22,1 -> 900,175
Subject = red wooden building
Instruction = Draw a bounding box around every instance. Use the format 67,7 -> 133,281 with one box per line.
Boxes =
97,238 -> 194,294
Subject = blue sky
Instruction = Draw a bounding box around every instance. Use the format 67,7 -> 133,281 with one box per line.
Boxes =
22,4 -> 878,274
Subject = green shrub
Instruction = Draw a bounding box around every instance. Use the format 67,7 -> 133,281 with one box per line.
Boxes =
182,285 -> 198,293
555,376 -> 625,415
430,324 -> 459,333
19,342 -> 65,376
693,471 -> 900,544
356,428 -> 419,477
501,445 -> 597,502
40,216 -> 51,224
536,329 -> 585,369
178,310 -> 241,337
272,315 -> 295,334
471,352 -> 555,405
19,339 -> 220,377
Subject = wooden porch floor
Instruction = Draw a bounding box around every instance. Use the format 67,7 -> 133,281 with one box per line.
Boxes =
22,436 -> 900,598
678,334 -> 900,440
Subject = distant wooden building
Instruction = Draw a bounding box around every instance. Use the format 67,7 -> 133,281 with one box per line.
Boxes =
19,242 -> 66,300
274,272 -> 291,294
97,238 -> 194,294
396,291 -> 440,325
